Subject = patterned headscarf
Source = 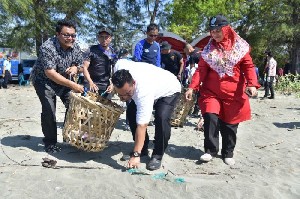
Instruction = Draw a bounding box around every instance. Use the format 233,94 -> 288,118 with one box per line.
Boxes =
201,25 -> 250,78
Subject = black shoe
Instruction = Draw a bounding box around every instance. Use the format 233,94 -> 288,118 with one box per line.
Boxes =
44,144 -> 62,153
268,96 -> 274,99
146,155 -> 162,171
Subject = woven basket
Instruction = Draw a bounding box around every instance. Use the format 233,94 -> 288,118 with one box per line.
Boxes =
170,88 -> 196,127
62,92 -> 124,152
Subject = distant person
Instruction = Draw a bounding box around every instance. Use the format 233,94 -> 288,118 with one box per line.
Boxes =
283,59 -> 291,75
184,43 -> 201,69
118,48 -> 131,60
160,41 -> 184,81
2,55 -> 12,89
184,44 -> 202,116
112,59 -> 181,170
263,51 -> 277,99
277,68 -> 283,77
30,19 -> 84,153
133,23 -> 161,67
82,27 -> 115,99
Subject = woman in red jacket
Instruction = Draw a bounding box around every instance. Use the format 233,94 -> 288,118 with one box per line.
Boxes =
185,15 -> 260,165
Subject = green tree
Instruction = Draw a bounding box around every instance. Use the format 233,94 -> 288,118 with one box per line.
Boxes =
165,0 -> 300,74
0,0 -> 90,55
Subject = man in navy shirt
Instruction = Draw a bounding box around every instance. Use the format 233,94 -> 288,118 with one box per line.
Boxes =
160,41 -> 184,81
133,23 -> 161,67
82,27 -> 115,99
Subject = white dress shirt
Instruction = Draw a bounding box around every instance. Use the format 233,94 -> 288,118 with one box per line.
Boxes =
114,59 -> 181,124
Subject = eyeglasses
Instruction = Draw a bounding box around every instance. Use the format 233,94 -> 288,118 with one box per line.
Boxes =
98,35 -> 111,40
149,34 -> 158,38
116,88 -> 133,98
60,33 -> 77,38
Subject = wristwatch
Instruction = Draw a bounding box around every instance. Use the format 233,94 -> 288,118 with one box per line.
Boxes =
130,151 -> 141,158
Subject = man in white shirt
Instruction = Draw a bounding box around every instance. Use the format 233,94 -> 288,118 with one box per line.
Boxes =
2,55 -> 12,88
112,59 -> 181,170
263,51 -> 277,99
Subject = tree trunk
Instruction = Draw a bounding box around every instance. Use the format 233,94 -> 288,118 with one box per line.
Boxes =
149,0 -> 160,24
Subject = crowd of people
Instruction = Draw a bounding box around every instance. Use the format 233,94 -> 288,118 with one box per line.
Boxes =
26,14 -> 291,170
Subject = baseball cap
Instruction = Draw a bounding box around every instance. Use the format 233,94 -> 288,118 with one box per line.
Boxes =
209,14 -> 229,30
160,41 -> 171,50
98,27 -> 112,35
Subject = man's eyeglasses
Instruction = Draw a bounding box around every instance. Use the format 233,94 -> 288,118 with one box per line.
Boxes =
149,34 -> 158,38
60,33 -> 77,39
116,88 -> 133,98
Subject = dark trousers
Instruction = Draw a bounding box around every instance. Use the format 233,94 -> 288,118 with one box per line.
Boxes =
2,70 -> 12,88
126,93 -> 180,156
264,76 -> 275,97
203,113 -> 238,158
34,82 -> 71,147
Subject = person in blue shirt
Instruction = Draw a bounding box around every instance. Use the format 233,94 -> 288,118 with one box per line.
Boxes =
133,23 -> 161,67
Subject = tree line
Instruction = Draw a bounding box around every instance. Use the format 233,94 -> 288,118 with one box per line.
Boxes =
0,0 -> 299,73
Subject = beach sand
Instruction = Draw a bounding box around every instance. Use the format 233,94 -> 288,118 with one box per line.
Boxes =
0,85 -> 299,199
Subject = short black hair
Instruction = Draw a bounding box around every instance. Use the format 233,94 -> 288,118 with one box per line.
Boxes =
112,69 -> 134,88
265,50 -> 273,57
147,23 -> 159,32
56,19 -> 76,33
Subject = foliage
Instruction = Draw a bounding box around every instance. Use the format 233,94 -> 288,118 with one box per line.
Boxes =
0,0 -> 299,69
0,0 -> 90,54
165,0 -> 300,74
276,74 -> 300,97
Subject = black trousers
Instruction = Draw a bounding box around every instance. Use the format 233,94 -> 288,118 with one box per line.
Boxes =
203,113 -> 239,158
34,81 -> 70,147
2,70 -> 12,88
126,93 -> 180,156
264,76 -> 275,97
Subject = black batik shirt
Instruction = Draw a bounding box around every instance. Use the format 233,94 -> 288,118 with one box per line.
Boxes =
31,37 -> 83,85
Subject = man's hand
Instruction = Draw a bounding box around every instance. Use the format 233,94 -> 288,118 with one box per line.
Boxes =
127,157 -> 140,169
89,81 -> 99,92
185,88 -> 193,101
106,84 -> 114,93
65,66 -> 78,77
71,83 -> 84,93
245,86 -> 257,97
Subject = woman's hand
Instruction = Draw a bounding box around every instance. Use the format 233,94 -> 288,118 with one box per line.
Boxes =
245,86 -> 257,97
185,88 -> 193,100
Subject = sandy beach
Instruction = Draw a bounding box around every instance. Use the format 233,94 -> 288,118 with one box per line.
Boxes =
0,85 -> 299,199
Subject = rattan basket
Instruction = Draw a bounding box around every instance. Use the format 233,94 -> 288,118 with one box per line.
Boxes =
62,92 -> 124,152
170,88 -> 196,127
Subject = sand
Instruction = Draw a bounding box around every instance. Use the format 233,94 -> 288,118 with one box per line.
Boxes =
0,85 -> 299,199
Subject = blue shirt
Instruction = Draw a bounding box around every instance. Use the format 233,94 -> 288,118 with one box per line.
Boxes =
134,39 -> 161,67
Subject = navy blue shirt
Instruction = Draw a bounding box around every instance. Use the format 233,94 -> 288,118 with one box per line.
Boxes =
134,39 -> 161,67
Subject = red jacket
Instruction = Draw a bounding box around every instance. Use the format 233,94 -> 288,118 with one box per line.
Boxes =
189,52 -> 260,124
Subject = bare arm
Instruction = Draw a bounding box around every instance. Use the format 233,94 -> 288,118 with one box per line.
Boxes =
178,58 -> 184,79
82,60 -> 98,92
45,69 -> 83,93
127,123 -> 148,168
